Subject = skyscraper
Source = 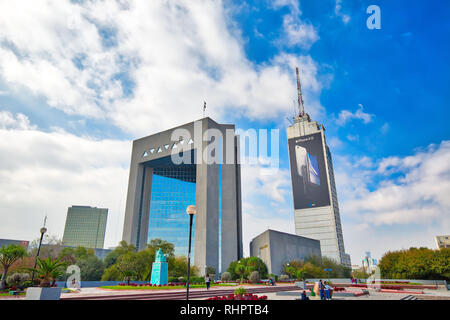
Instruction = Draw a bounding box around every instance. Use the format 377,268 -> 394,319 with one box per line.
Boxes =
286,68 -> 351,267
62,206 -> 108,249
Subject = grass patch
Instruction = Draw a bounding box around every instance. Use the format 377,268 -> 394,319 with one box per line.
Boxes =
0,292 -> 25,297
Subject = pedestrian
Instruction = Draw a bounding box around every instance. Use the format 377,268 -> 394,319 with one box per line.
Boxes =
205,274 -> 211,290
324,282 -> 332,300
301,290 -> 309,300
319,280 -> 325,300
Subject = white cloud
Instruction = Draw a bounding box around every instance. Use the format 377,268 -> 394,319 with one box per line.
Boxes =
336,104 -> 374,126
335,0 -> 351,24
0,0 -> 325,136
0,113 -> 131,248
0,110 -> 36,130
272,0 -> 319,49
281,14 -> 319,49
333,142 -> 450,261
338,141 -> 450,226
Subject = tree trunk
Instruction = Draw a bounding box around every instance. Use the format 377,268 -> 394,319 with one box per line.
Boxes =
0,266 -> 9,290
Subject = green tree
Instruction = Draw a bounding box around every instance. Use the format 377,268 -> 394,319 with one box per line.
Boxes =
77,255 -> 104,281
379,247 -> 450,280
115,253 -> 138,285
103,241 -> 136,269
0,244 -> 27,290
101,265 -> 122,281
147,239 -> 175,259
168,256 -> 199,278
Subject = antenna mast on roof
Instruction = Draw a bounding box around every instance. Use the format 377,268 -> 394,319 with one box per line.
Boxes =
296,67 -> 305,117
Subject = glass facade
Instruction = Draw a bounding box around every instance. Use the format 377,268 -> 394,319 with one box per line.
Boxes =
62,206 -> 108,249
148,165 -> 196,257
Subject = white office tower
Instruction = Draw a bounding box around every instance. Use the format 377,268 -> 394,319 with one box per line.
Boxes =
286,68 -> 351,268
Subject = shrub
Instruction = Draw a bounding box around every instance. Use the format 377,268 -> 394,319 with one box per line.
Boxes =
6,273 -> 30,289
248,271 -> 260,283
234,287 -> 247,296
221,272 -> 231,281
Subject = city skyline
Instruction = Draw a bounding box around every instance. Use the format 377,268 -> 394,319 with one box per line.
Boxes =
0,1 -> 449,262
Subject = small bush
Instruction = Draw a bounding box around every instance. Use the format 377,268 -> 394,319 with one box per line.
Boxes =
7,273 -> 30,289
234,287 -> 247,296
221,272 -> 231,281
248,271 -> 260,283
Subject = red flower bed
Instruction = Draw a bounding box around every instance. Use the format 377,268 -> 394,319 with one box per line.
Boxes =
207,294 -> 268,300
333,287 -> 345,292
351,284 -> 403,290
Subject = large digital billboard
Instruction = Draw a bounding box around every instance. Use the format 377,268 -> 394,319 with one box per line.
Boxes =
288,132 -> 330,209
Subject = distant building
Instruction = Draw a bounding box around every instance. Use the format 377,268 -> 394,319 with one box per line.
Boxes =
0,239 -> 29,249
249,229 -> 321,275
435,235 -> 450,249
62,206 -> 108,249
362,251 -> 378,273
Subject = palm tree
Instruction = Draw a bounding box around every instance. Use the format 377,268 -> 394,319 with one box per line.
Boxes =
0,244 -> 27,290
235,264 -> 246,284
30,257 -> 66,287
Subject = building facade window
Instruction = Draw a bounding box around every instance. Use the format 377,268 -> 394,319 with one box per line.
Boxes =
148,166 -> 196,257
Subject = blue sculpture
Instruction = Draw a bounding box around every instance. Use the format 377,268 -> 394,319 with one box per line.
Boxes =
150,248 -> 168,285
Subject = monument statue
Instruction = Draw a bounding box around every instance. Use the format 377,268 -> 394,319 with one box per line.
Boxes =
150,248 -> 168,285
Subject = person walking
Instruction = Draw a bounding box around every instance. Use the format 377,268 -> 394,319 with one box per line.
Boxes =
319,280 -> 325,300
205,274 -> 211,290
324,282 -> 332,300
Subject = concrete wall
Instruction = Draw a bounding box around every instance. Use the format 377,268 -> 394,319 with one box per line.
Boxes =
250,229 -> 321,275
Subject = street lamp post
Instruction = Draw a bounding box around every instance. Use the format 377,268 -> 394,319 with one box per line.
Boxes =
186,205 -> 196,301
31,227 -> 47,286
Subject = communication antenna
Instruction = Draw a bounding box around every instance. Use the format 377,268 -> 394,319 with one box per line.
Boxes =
296,67 -> 305,117
286,117 -> 294,125
43,214 -> 48,228
203,101 -> 207,118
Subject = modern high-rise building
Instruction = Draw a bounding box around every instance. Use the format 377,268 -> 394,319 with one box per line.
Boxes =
62,206 -> 108,249
122,118 -> 243,275
435,235 -> 450,249
286,68 -> 351,268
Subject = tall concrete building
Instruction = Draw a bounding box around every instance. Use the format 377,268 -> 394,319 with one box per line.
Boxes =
122,118 -> 243,275
286,68 -> 351,267
62,206 -> 108,249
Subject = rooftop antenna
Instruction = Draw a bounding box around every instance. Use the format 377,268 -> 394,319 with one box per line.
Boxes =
296,67 -> 305,117
286,117 -> 294,125
203,101 -> 207,118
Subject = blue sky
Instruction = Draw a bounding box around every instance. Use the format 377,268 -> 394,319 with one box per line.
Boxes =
0,0 -> 449,265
